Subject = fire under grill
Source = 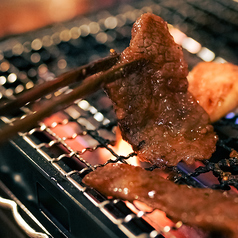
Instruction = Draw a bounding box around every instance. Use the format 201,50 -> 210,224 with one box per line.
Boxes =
0,0 -> 238,238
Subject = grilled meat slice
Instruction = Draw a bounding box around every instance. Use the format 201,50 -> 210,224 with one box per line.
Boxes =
188,62 -> 238,123
83,163 -> 238,237
105,13 -> 217,166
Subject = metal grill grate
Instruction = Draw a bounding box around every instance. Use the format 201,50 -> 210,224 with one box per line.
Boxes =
0,0 -> 238,237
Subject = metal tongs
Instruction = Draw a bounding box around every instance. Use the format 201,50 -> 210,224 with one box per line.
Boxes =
0,51 -> 147,144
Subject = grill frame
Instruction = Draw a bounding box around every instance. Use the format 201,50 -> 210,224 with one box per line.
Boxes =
0,122 -> 161,238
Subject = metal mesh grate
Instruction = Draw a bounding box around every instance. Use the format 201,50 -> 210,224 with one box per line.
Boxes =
0,0 -> 238,237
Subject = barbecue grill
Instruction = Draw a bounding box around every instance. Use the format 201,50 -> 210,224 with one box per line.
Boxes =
0,0 -> 238,237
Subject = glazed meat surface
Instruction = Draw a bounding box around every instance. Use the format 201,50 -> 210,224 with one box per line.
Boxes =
105,13 -> 217,166
83,163 -> 238,237
188,62 -> 238,123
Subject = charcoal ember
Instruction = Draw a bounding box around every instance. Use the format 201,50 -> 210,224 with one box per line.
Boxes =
83,163 -> 238,238
105,13 -> 217,166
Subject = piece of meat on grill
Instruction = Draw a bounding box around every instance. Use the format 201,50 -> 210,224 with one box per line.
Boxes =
83,163 -> 238,238
188,62 -> 238,123
104,13 -> 217,166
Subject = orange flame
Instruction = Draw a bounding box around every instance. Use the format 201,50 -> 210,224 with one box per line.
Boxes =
113,127 -> 140,166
